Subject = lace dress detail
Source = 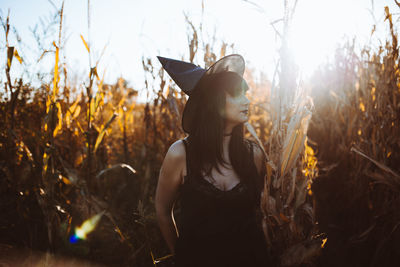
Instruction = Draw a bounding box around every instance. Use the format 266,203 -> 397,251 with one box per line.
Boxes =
174,139 -> 269,267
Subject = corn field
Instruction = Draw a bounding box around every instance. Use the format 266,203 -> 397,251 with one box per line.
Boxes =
0,2 -> 399,267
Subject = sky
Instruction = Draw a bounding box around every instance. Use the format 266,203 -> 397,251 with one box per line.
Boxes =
0,0 -> 397,100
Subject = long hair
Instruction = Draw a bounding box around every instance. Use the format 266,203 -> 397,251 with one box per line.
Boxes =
186,72 -> 261,198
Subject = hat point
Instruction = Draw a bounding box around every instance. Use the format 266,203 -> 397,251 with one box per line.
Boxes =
157,56 -> 169,66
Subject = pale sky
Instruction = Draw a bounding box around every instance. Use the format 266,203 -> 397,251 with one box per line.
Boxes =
0,0 -> 397,100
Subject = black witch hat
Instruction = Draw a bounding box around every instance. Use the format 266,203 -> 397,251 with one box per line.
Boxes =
157,54 -> 245,133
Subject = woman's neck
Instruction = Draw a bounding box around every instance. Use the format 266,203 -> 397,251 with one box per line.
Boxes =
222,134 -> 231,162
223,123 -> 236,159
223,122 -> 234,136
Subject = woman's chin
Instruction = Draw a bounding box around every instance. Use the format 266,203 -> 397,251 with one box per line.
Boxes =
236,118 -> 248,125
241,115 -> 249,123
225,117 -> 248,127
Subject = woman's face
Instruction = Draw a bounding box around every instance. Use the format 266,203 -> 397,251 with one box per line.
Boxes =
223,83 -> 250,126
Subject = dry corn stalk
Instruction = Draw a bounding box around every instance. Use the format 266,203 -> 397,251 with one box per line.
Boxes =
244,1 -> 319,264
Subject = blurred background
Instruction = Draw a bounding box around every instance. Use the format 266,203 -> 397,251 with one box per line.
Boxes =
0,0 -> 399,266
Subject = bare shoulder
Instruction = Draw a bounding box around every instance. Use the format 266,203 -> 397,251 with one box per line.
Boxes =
162,138 -> 187,177
156,139 -> 188,213
166,138 -> 186,160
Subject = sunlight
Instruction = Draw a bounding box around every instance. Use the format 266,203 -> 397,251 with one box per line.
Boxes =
289,0 -> 369,77
69,211 -> 104,243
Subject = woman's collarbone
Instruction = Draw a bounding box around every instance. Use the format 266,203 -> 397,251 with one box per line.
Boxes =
203,167 -> 241,190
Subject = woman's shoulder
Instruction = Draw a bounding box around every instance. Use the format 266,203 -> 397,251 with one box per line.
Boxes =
166,138 -> 187,160
161,139 -> 188,180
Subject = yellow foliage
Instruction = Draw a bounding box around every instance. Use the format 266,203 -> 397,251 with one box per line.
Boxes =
281,111 -> 312,176
7,47 -> 14,69
42,152 -> 49,176
52,42 -> 59,99
94,90 -> 104,112
94,113 -> 118,153
321,238 -> 328,248
80,34 -> 90,53
61,175 -> 72,185
13,48 -> 23,64
75,153 -> 83,166
359,102 -> 365,112
46,96 -> 51,114
53,102 -> 63,137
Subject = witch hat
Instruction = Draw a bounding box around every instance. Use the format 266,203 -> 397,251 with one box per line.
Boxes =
157,56 -> 206,96
157,54 -> 245,133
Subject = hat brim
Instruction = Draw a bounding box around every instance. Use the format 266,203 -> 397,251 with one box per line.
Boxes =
182,54 -> 245,134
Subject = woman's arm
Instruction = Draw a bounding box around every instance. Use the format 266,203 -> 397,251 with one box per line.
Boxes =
155,140 -> 186,254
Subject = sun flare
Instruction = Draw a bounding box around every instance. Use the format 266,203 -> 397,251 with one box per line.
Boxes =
288,0 -> 370,77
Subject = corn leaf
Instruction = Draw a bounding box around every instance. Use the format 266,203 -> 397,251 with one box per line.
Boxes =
351,147 -> 400,178
65,110 -> 71,128
7,46 -> 14,69
281,110 -> 311,176
72,105 -> 81,120
52,42 -> 59,99
118,107 -> 124,133
94,90 -> 104,113
53,102 -> 63,137
94,113 -> 118,153
42,152 -> 49,176
80,34 -> 90,53
89,98 -> 95,119
13,48 -> 23,64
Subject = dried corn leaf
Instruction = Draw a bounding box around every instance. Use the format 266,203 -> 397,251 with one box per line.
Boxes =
245,122 -> 268,160
53,102 -> 62,137
80,34 -> 90,53
351,147 -> 400,178
13,48 -> 23,64
281,110 -> 311,176
52,42 -> 59,99
42,152 -> 49,176
294,177 -> 308,210
94,113 -> 118,152
7,46 -> 14,69
286,168 -> 297,206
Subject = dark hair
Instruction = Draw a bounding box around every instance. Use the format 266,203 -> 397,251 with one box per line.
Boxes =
187,71 -> 261,200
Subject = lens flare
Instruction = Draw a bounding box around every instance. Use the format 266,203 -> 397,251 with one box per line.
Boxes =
69,211 -> 105,243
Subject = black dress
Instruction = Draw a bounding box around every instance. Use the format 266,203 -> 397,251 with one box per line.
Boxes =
174,139 -> 269,267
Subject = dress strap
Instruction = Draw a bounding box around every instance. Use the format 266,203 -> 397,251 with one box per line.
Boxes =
181,139 -> 190,181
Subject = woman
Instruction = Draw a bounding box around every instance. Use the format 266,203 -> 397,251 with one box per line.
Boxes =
155,54 -> 269,267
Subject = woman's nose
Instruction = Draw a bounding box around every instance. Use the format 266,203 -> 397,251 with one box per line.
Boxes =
243,95 -> 250,105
